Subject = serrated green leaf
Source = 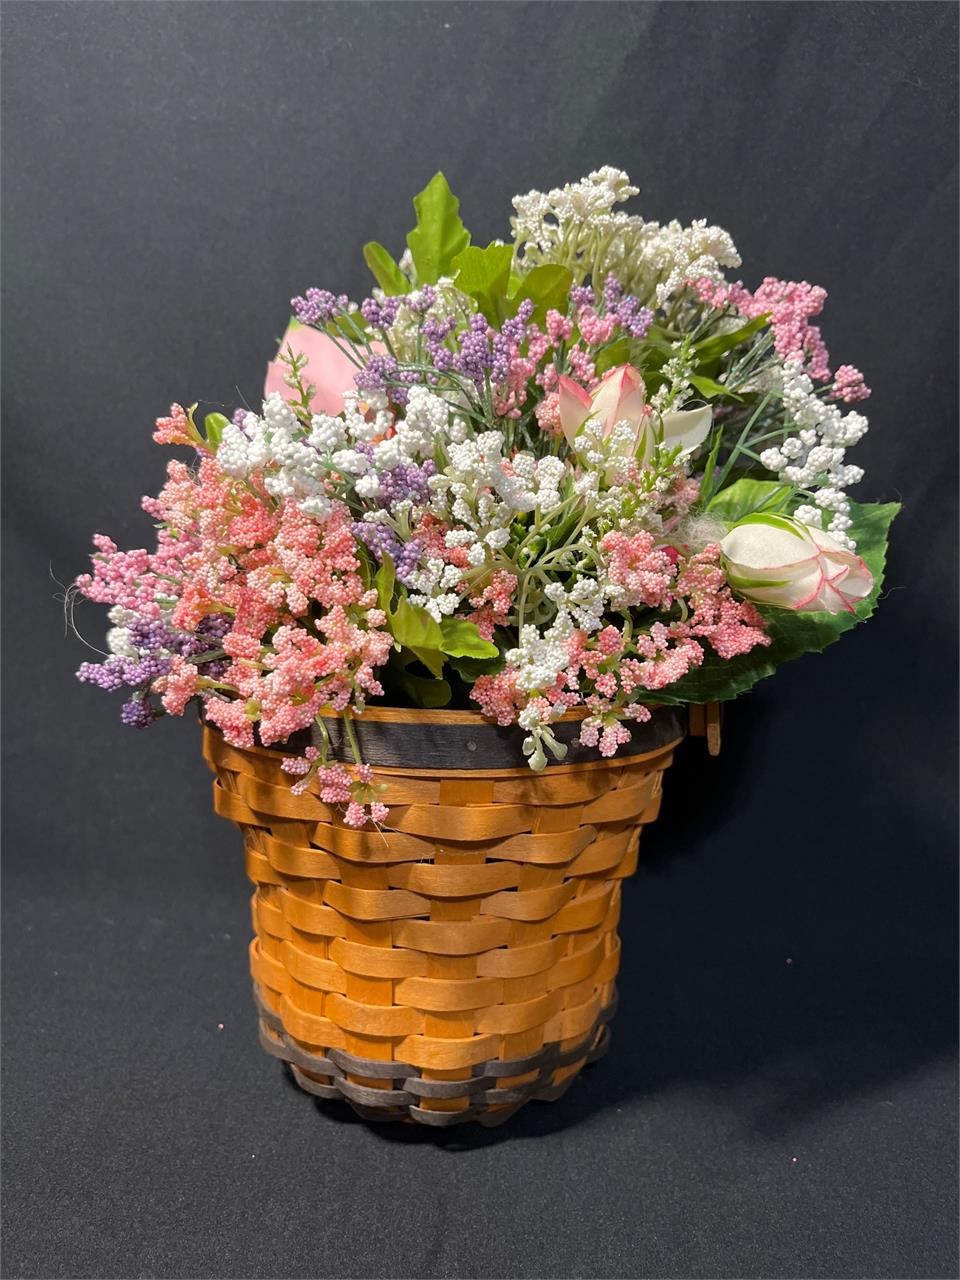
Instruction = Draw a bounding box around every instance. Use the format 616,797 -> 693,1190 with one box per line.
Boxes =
362,241 -> 408,295
203,412 -> 229,448
707,479 -> 795,523
406,172 -> 471,286
451,243 -> 513,324
652,500 -> 899,705
509,264 -> 573,326
439,617 -> 499,660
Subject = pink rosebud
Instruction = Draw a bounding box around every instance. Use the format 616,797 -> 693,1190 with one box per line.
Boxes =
557,365 -> 647,447
721,515 -> 873,615
557,375 -> 593,445
264,320 -> 384,417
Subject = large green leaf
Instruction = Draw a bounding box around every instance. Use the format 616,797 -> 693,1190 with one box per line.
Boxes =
689,374 -> 743,402
390,597 -> 444,650
362,241 -> 408,295
594,337 -> 631,377
405,173 -> 471,286
510,264 -> 573,326
706,478 -> 795,523
440,617 -> 499,659
384,650 -> 452,707
452,243 -> 513,323
652,500 -> 899,704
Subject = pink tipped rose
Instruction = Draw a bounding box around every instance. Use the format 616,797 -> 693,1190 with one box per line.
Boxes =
558,365 -> 647,446
557,363 -> 713,463
720,515 -> 873,614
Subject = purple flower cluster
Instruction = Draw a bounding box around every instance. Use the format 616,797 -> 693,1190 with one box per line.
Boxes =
422,316 -> 457,371
360,295 -> 401,330
76,613 -> 231,727
407,286 -> 437,314
77,651 -> 171,692
291,288 -> 348,328
353,523 -> 423,584
602,274 -> 654,338
452,314 -> 495,388
615,296 -> 654,339
492,300 -> 534,382
354,353 -> 399,392
377,459 -> 437,507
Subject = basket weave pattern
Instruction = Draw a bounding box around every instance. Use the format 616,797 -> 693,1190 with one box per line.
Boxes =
204,724 -> 679,1126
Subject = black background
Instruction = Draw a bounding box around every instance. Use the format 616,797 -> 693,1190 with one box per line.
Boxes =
3,3 -> 958,1278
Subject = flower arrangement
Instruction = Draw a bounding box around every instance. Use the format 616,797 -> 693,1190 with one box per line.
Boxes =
73,168 -> 896,825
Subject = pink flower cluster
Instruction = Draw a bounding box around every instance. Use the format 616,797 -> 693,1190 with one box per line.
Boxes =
691,276 -> 868,399
472,537 -> 769,752
77,432 -> 393,768
281,751 -> 389,826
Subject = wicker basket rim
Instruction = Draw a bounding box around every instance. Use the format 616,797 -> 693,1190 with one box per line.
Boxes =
316,704 -> 639,726
207,723 -> 683,779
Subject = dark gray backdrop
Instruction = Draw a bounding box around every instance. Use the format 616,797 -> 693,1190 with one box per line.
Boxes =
3,3 -> 957,1278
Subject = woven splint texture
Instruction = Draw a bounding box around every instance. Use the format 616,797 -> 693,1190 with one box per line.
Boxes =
204,723 -> 680,1125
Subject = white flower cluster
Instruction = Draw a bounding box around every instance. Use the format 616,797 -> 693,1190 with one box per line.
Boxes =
506,612 -> 574,692
216,390 -> 397,519
511,166 -> 640,251
430,434 -> 570,526
407,558 -> 463,621
631,220 -> 741,306
759,361 -> 868,547
544,578 -> 609,632
511,166 -> 740,307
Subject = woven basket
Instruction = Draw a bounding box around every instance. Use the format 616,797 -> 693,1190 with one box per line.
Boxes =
204,703 -> 707,1127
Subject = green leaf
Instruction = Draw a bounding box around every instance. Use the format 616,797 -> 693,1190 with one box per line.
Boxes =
652,500 -> 899,705
391,597 -> 444,651
707,479 -> 795,523
689,374 -> 742,402
698,429 -> 725,505
393,668 -> 452,708
405,172 -> 471,286
362,241 -> 408,295
509,264 -> 573,326
439,617 -> 499,660
375,556 -> 396,616
595,337 -> 631,377
692,314 -> 769,364
203,412 -> 229,448
446,651 -> 505,682
409,646 -> 446,680
451,243 -> 513,324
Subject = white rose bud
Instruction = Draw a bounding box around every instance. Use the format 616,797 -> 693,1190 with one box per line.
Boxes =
720,514 -> 873,615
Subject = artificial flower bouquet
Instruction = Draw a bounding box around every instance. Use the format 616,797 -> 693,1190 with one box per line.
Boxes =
72,169 -> 896,1124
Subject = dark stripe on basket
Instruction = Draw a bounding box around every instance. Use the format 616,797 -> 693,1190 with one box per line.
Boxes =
301,705 -> 684,770
254,986 -> 616,1128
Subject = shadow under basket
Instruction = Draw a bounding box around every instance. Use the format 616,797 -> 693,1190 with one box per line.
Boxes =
204,703 -> 717,1127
